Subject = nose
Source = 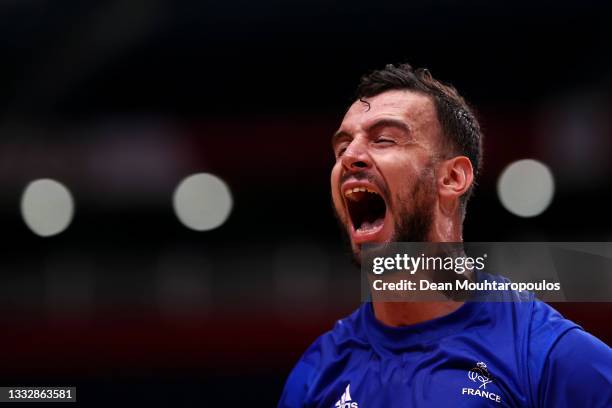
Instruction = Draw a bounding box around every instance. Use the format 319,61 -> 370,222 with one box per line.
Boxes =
341,138 -> 372,171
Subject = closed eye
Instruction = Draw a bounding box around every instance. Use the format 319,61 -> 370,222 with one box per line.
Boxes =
374,138 -> 396,145
335,143 -> 349,157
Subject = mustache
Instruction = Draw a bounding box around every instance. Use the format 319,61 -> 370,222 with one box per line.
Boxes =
339,170 -> 373,184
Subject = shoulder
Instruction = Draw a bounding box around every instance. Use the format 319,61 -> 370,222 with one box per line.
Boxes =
538,327 -> 612,407
527,300 -> 579,350
526,301 -> 612,407
278,305 -> 367,407
526,300 -> 580,381
299,304 -> 368,368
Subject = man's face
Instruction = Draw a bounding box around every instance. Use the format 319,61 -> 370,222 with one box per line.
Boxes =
330,90 -> 443,258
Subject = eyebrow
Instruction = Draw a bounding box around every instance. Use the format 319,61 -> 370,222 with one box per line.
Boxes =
331,129 -> 351,146
365,118 -> 411,135
331,118 -> 411,146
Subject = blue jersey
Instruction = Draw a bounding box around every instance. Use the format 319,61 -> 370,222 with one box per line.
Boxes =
279,295 -> 612,407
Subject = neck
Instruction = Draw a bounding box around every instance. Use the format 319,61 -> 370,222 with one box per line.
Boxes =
372,300 -> 464,327
373,217 -> 464,327
432,215 -> 463,242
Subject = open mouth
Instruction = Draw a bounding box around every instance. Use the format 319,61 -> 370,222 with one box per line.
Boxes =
344,186 -> 388,239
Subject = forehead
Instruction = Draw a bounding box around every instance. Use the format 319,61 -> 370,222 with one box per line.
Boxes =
340,89 -> 438,135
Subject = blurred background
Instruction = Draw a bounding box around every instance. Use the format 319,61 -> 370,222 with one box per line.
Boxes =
1,0 -> 611,406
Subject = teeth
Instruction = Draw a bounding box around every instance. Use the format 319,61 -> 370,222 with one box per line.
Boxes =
344,186 -> 379,197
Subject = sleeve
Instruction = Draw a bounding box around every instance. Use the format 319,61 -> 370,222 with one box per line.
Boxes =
277,360 -> 318,408
538,328 -> 612,408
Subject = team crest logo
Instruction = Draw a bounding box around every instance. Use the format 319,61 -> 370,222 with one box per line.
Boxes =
461,361 -> 501,403
468,362 -> 493,389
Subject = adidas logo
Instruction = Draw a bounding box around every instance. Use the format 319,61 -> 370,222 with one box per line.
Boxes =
335,384 -> 359,408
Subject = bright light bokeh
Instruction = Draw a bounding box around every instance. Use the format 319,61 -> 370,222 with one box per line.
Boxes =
21,178 -> 75,237
173,173 -> 233,231
497,159 -> 555,218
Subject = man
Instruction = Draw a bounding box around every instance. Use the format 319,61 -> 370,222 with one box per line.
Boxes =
278,63 -> 611,407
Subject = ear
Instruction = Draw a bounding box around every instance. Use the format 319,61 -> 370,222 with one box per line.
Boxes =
437,156 -> 474,214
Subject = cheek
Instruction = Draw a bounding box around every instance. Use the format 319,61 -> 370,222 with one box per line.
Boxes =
390,165 -> 437,209
377,159 -> 420,200
330,164 -> 345,213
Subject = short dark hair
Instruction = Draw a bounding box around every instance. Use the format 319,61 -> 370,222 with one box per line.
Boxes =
355,63 -> 483,205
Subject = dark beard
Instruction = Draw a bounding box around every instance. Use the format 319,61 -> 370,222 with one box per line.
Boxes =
392,167 -> 436,243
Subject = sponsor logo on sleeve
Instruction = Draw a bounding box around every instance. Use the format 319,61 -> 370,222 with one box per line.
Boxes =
335,384 -> 358,408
